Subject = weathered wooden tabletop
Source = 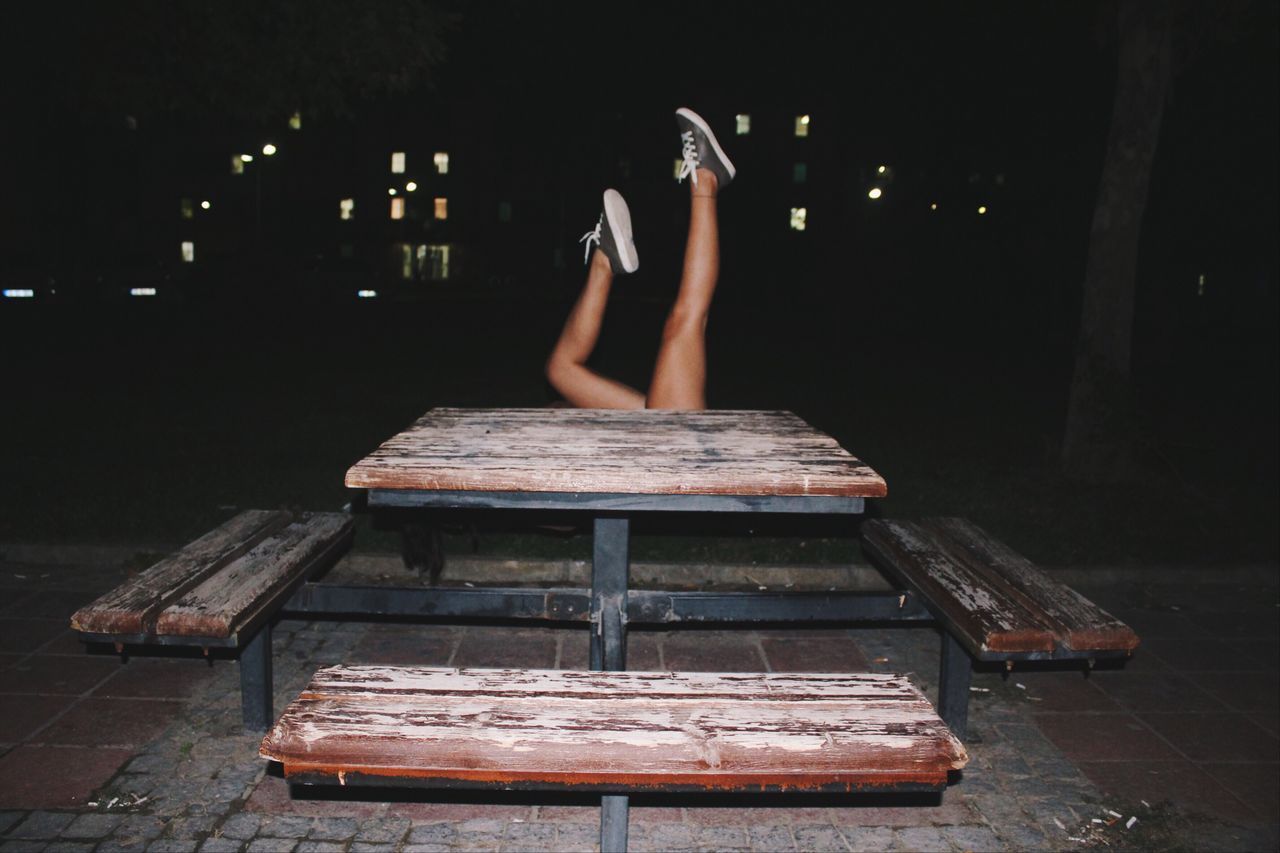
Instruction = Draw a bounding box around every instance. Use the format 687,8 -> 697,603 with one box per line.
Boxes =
345,408 -> 886,498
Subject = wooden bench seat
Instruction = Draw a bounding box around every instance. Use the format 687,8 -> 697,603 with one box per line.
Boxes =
862,517 -> 1140,740
260,665 -> 968,793
862,517 -> 1139,661
71,509 -> 355,728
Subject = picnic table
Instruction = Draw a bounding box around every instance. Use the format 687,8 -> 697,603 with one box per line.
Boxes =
342,407 -> 888,669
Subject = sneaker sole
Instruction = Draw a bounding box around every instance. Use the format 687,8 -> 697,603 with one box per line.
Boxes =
603,189 -> 639,274
675,108 -> 736,181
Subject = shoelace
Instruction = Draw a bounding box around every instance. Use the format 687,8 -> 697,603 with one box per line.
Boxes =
677,130 -> 700,186
579,215 -> 603,265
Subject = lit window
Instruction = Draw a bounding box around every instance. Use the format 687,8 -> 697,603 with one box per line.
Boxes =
420,244 -> 451,280
867,187 -> 882,200
390,197 -> 405,220
789,207 -> 807,231
498,201 -> 512,223
181,242 -> 195,263
357,289 -> 378,298
795,115 -> 810,137
339,198 -> 354,221
230,156 -> 244,176
391,152 -> 406,174
793,163 -> 807,184
735,114 -> 751,135
3,289 -> 35,298
433,197 -> 448,220
433,152 -> 449,174
180,199 -> 194,219
130,287 -> 157,297
289,111 -> 302,130
398,244 -> 414,279
1197,273 -> 1206,296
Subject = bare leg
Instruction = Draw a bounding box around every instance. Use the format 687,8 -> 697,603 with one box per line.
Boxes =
545,250 -> 647,409
646,168 -> 719,409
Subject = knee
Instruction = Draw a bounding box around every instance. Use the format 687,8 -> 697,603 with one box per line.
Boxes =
661,305 -> 708,342
544,353 -> 574,391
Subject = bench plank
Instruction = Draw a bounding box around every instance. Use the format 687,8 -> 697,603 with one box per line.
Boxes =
862,520 -> 1057,655
260,666 -> 967,792
71,509 -> 293,636
154,513 -> 354,639
344,408 -> 887,498
924,518 -> 1139,654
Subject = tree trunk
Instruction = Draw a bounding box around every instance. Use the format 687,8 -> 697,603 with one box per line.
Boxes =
1062,0 -> 1173,482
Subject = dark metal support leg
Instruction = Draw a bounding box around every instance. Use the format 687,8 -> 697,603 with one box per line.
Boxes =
938,631 -> 972,740
600,795 -> 629,852
591,516 -> 630,850
240,623 -> 273,732
590,516 -> 629,671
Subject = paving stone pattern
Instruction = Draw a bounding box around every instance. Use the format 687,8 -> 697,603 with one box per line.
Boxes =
1,556 -> 1277,851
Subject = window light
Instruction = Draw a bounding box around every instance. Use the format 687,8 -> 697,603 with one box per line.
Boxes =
289,111 -> 302,130
357,289 -> 378,298
795,115 -> 810,137
3,289 -> 35,298
433,197 -> 448,220
231,156 -> 244,175
433,152 -> 449,174
735,114 -> 751,135
424,244 -> 450,280
789,207 -> 807,231
181,242 -> 195,263
391,152 -> 406,174
130,287 -> 157,297
390,197 -> 405,220
180,199 -> 194,219
339,198 -> 354,221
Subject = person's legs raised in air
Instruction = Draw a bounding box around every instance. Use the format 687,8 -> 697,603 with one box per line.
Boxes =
645,107 -> 735,410
544,188 -> 646,408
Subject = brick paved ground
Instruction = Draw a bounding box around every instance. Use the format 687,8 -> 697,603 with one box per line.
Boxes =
0,552 -> 1276,851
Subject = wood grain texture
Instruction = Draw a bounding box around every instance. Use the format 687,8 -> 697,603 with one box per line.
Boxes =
155,513 -> 354,639
925,518 -> 1139,653
71,509 -> 292,635
260,666 -> 967,791
344,409 -> 887,498
863,519 -> 1139,657
862,520 -> 1057,655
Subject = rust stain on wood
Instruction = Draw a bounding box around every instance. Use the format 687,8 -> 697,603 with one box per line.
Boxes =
260,666 -> 966,791
344,409 -> 887,498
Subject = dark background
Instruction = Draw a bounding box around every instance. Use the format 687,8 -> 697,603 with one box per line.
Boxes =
1,1 -> 1276,566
